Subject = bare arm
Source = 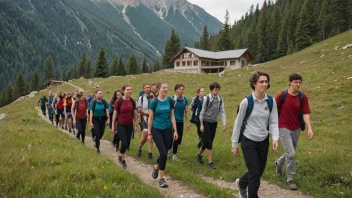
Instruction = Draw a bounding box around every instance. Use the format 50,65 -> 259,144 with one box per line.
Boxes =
148,110 -> 153,135
303,114 -> 314,139
170,109 -> 177,134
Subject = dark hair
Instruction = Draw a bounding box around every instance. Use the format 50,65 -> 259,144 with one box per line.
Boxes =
196,88 -> 204,94
143,83 -> 151,88
122,84 -> 132,91
209,82 -> 221,91
95,88 -> 102,94
174,84 -> 185,91
111,90 -> 122,104
289,73 -> 303,82
77,92 -> 85,99
59,92 -> 66,99
249,71 -> 271,90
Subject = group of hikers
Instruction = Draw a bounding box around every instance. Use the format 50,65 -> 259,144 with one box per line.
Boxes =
37,71 -> 314,197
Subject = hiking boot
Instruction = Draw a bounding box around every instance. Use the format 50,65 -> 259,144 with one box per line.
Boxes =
121,160 -> 127,169
287,180 -> 298,190
152,164 -> 159,179
69,129 -> 72,133
196,153 -> 204,164
208,162 -> 216,169
148,153 -> 153,160
118,156 -> 122,164
275,160 -> 282,176
235,178 -> 247,198
137,148 -> 142,158
172,155 -> 180,161
158,178 -> 168,188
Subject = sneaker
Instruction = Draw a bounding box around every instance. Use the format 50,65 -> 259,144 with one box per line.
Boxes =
275,161 -> 282,176
148,153 -> 153,160
118,156 -> 122,164
158,178 -> 168,188
287,180 -> 298,190
137,148 -> 142,158
235,178 -> 247,198
152,164 -> 159,179
172,155 -> 180,161
196,153 -> 204,164
121,160 -> 127,169
208,162 -> 216,169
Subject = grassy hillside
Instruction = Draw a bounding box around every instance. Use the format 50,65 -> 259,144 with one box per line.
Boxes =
68,30 -> 352,197
0,84 -> 164,198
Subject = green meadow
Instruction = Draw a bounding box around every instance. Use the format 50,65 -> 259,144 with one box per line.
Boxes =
70,30 -> 352,198
1,30 -> 351,198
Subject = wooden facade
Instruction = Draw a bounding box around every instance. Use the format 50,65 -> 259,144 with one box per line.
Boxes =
43,80 -> 63,89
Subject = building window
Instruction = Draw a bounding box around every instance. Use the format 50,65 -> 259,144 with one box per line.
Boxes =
176,62 -> 180,67
187,61 -> 192,66
201,60 -> 209,66
230,61 -> 236,66
182,61 -> 186,66
194,60 -> 198,66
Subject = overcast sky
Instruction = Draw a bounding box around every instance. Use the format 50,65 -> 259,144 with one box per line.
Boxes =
188,0 -> 265,23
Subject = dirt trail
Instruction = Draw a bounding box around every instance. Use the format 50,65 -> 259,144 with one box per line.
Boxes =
42,82 -> 313,198
200,175 -> 311,198
36,107 -> 204,198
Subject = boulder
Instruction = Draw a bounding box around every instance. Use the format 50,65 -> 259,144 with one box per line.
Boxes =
0,114 -> 8,120
342,44 -> 352,50
29,91 -> 38,96
334,46 -> 341,50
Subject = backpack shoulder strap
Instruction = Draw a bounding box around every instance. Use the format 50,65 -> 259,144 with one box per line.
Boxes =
245,94 -> 254,117
218,96 -> 223,112
267,95 -> 273,113
152,98 -> 159,113
130,98 -> 136,110
298,91 -> 304,105
92,99 -> 97,113
168,97 -> 174,109
117,97 -> 123,117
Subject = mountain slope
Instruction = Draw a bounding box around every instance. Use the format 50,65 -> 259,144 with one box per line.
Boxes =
0,0 -> 222,90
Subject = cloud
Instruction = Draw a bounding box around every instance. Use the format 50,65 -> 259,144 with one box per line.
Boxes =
188,0 -> 265,23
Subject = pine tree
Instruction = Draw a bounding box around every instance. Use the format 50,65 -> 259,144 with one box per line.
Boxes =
153,59 -> 161,72
117,56 -> 126,76
85,56 -> 92,78
77,53 -> 86,78
61,71 -> 68,82
347,0 -> 352,29
295,0 -> 313,51
217,10 -> 233,51
127,53 -> 138,74
268,3 -> 281,60
200,25 -> 210,50
110,57 -> 119,76
2,85 -> 13,105
30,70 -> 40,91
162,29 -> 181,68
14,73 -> 26,99
44,55 -> 54,81
256,1 -> 269,63
95,47 -> 108,78
142,58 -> 148,73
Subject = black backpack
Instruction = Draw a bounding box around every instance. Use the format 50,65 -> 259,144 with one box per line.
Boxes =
116,97 -> 136,120
92,99 -> 109,114
237,94 -> 274,143
150,97 -> 174,113
278,89 -> 305,131
190,96 -> 201,124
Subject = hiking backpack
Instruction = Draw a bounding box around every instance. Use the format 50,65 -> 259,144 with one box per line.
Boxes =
237,94 -> 274,143
75,99 -> 88,112
278,89 -> 305,131
190,96 -> 201,124
196,95 -> 223,116
150,97 -> 174,113
92,99 -> 109,114
57,98 -> 64,110
115,97 -> 136,120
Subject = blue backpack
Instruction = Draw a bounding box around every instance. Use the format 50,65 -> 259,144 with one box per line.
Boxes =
237,94 -> 273,143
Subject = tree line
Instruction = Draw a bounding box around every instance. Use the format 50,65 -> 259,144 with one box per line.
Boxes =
193,0 -> 352,63
0,47 -> 162,107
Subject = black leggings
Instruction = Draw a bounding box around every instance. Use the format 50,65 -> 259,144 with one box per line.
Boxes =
76,118 -> 87,142
92,118 -> 106,150
152,127 -> 173,171
117,124 -> 133,154
201,121 -> 217,150
41,105 -> 46,116
196,123 -> 202,146
172,122 -> 184,154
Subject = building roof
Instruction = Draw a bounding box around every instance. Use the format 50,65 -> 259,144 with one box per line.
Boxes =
171,47 -> 254,62
43,80 -> 63,86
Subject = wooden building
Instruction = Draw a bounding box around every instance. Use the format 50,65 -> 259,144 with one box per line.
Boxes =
171,47 -> 254,73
